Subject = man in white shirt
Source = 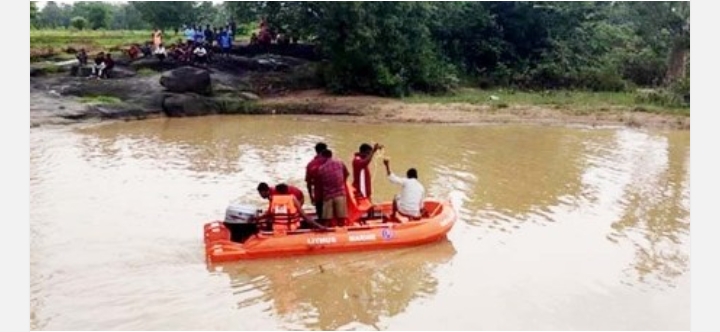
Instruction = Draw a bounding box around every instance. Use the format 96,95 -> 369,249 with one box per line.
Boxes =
193,45 -> 208,65
383,158 -> 425,221
154,43 -> 167,62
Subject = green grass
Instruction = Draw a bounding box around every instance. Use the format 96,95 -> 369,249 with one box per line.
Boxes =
404,88 -> 689,115
136,68 -> 158,76
79,95 -> 122,105
31,29 -> 152,50
30,28 -> 254,62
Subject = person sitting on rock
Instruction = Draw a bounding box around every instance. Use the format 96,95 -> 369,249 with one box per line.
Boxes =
76,49 -> 88,66
193,44 -> 208,65
100,53 -> 115,79
140,42 -> 153,58
90,52 -> 105,79
154,43 -> 167,62
127,44 -> 141,60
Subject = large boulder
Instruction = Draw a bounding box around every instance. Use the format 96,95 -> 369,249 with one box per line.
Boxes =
160,66 -> 212,95
161,93 -> 215,117
70,65 -> 94,77
130,57 -> 178,72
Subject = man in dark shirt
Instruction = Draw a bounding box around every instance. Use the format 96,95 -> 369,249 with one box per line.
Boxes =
101,53 -> 114,79
306,142 -> 328,218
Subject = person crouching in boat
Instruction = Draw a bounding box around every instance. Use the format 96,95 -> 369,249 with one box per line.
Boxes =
258,184 -> 326,232
382,158 -> 426,222
257,182 -> 305,207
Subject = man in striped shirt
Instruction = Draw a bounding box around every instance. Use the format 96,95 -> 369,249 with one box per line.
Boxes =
317,149 -> 350,226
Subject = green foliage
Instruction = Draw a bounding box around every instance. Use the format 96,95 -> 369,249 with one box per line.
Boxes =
110,4 -> 151,30
311,2 -> 458,96
70,16 -> 88,31
30,1 -> 690,105
37,1 -> 74,28
72,1 -> 112,30
31,2 -> 38,25
131,1 -> 199,30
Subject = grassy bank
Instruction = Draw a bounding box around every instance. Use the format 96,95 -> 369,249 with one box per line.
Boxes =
403,88 -> 690,116
31,29 -> 153,62
30,28 -> 254,62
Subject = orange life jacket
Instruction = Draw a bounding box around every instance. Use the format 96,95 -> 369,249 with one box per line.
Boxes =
269,194 -> 300,233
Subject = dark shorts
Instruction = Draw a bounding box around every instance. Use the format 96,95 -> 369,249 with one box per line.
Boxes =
314,200 -> 324,220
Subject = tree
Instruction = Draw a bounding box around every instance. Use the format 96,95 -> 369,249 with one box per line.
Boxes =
72,1 -> 112,30
110,3 -> 150,30
132,1 -> 199,30
38,1 -> 65,28
70,16 -> 88,30
30,2 -> 38,26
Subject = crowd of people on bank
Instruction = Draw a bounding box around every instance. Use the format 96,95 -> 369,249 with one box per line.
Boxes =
73,17 -> 300,79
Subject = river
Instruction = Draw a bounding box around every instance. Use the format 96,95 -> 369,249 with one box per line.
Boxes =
30,116 -> 690,330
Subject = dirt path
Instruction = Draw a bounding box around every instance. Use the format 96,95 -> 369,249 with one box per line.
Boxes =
260,90 -> 690,130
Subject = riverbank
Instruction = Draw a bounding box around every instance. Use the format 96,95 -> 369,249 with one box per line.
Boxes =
258,89 -> 689,129
29,54 -> 689,130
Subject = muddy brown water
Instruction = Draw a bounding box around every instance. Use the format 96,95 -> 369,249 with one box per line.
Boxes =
30,116 -> 690,330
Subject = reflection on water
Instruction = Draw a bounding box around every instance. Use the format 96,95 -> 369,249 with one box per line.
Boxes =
30,116 -> 690,330
211,240 -> 456,330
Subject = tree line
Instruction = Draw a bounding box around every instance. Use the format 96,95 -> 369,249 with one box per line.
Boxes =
31,1 -> 689,100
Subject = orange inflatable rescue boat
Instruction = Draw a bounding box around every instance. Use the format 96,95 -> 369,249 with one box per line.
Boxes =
203,186 -> 457,263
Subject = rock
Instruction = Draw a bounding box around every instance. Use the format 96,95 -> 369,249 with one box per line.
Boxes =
160,66 -> 212,95
70,63 -> 138,79
130,57 -> 178,72
86,103 -> 160,119
239,92 -> 260,101
162,93 -> 215,117
213,83 -> 237,94
108,66 -> 137,79
70,65 -> 94,77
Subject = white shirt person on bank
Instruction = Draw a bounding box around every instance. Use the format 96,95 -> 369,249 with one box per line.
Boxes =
383,158 -> 425,221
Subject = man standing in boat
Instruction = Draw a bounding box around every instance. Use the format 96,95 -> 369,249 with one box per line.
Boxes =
306,142 -> 328,217
257,182 -> 305,207
352,143 -> 383,202
382,158 -> 425,222
317,149 -> 350,226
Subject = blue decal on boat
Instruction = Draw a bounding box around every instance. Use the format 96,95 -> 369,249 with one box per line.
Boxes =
381,228 -> 394,240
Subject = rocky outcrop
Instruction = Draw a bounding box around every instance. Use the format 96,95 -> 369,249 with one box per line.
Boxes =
160,66 -> 212,95
29,47 -> 329,126
69,65 -> 137,78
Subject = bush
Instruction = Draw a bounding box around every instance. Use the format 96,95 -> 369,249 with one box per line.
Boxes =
70,17 -> 89,31
575,67 -> 629,92
634,88 -> 687,108
621,54 -> 667,87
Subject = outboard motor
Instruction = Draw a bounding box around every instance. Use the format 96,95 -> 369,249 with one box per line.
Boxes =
223,203 -> 261,243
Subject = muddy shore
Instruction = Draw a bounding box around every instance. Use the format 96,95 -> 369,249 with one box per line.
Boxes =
30,55 -> 689,130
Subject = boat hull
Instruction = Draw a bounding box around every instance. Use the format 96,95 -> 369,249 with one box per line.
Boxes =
204,198 -> 456,262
